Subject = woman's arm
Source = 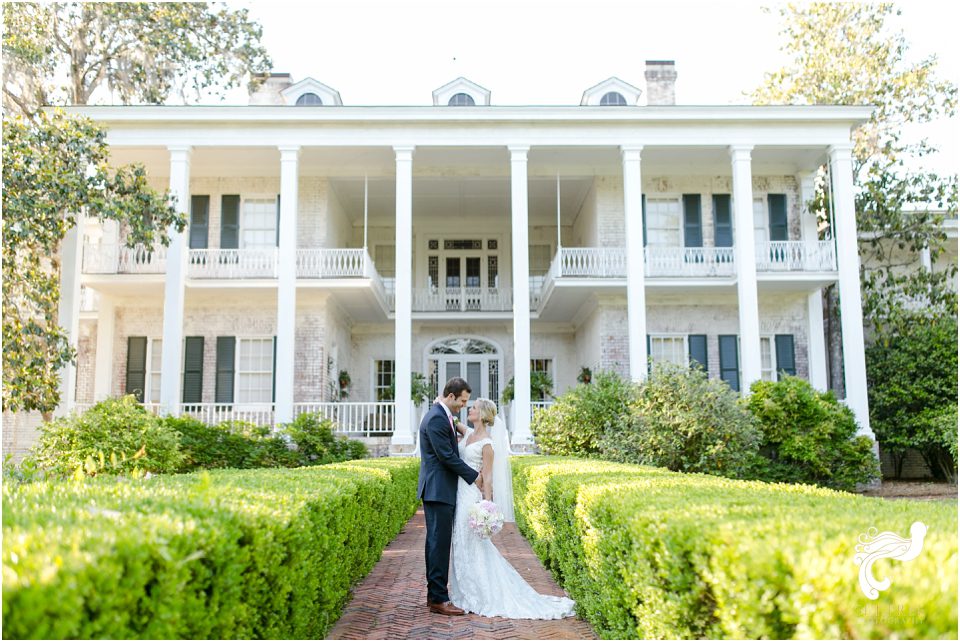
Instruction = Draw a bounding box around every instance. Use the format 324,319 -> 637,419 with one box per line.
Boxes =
480,444 -> 495,502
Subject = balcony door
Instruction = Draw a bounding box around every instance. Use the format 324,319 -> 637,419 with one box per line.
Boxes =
427,238 -> 499,312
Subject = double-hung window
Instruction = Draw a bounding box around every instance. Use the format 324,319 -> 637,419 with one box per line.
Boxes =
649,335 -> 687,367
645,199 -> 682,247
237,338 -> 274,403
241,199 -> 278,249
375,359 -> 395,401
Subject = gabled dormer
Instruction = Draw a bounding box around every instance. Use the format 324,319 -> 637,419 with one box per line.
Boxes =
432,77 -> 491,106
281,77 -> 343,106
580,77 -> 642,106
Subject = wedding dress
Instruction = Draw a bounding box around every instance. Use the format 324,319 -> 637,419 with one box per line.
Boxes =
448,427 -> 576,619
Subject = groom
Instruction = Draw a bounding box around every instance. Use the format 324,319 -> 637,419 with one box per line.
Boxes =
417,376 -> 482,616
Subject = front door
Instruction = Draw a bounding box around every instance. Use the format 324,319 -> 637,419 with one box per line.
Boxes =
429,337 -> 502,424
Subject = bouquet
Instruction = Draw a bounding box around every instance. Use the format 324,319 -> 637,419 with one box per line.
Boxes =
467,499 -> 504,539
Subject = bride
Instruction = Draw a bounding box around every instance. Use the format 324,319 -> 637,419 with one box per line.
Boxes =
448,398 -> 576,619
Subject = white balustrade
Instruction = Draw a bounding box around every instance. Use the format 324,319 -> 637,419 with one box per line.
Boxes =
293,402 -> 396,436
644,246 -> 737,277
411,287 -> 513,312
530,400 -> 554,418
297,248 -> 368,278
756,241 -> 837,272
558,247 -> 627,277
82,243 -> 167,274
187,249 -> 278,279
180,403 -> 276,427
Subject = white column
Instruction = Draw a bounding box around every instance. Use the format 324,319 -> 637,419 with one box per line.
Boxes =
798,172 -> 828,391
730,145 -> 762,394
391,146 -> 415,447
159,146 -> 191,416
275,146 -> 300,425
510,145 -> 533,445
93,295 -> 116,401
920,247 -> 932,271
621,146 -> 648,382
54,223 -> 84,416
830,144 -> 874,438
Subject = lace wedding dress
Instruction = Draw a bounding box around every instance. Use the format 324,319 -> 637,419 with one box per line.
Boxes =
448,429 -> 576,619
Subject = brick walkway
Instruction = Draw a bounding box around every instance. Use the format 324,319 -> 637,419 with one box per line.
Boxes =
328,508 -> 597,640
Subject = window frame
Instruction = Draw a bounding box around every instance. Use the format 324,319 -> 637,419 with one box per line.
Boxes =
643,197 -> 684,247
235,336 -> 275,405
239,194 -> 279,250
648,334 -> 688,368
373,358 -> 396,401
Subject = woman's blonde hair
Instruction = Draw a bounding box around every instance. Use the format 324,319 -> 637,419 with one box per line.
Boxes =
473,398 -> 498,427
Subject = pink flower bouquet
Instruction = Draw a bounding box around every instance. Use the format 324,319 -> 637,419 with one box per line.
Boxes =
467,499 -> 504,539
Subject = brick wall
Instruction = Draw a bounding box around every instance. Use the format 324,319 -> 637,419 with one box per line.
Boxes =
76,319 -> 97,404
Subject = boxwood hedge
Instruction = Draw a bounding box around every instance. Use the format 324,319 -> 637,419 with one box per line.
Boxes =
2,458 -> 419,639
513,456 -> 957,640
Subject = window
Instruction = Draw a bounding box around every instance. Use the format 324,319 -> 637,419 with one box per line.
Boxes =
375,244 -> 396,278
448,93 -> 476,106
375,359 -> 395,401
760,337 -> 775,382
753,198 -> 768,244
242,199 -> 277,249
645,199 -> 681,246
237,338 -> 273,403
649,335 -> 687,367
530,359 -> 553,401
295,92 -> 323,106
148,339 -> 163,404
599,91 -> 627,106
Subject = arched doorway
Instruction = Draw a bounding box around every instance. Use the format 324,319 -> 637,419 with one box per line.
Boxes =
426,337 -> 502,421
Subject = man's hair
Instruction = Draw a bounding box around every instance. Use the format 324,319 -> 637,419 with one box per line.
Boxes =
442,377 -> 472,398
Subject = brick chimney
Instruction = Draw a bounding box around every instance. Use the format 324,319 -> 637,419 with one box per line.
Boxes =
249,73 -> 294,105
644,61 -> 677,106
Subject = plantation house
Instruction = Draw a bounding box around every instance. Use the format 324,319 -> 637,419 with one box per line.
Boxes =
2,62 -> 878,456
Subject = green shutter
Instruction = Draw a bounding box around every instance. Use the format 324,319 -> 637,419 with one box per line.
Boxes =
125,337 -> 148,402
272,336 -> 278,404
718,335 -> 740,392
768,194 -> 788,241
713,194 -> 733,247
682,194 -> 703,247
215,337 -> 235,403
688,335 -> 708,371
641,194 -> 648,247
189,196 -> 209,249
775,334 -> 796,378
182,337 -> 204,404
220,195 -> 240,249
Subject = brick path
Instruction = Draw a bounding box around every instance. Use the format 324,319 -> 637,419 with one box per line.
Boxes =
328,508 -> 597,640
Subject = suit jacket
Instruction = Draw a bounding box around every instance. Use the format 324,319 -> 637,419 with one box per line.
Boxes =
417,402 -> 480,505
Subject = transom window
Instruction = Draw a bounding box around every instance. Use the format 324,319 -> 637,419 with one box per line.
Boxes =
295,92 -> 323,106
650,335 -> 687,367
448,93 -> 476,106
237,338 -> 273,403
645,199 -> 681,246
242,199 -> 277,249
599,91 -> 627,106
430,338 -> 498,355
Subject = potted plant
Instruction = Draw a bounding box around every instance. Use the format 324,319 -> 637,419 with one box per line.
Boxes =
337,370 -> 351,400
577,366 -> 593,385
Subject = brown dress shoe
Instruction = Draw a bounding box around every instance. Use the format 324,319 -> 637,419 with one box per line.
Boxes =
428,600 -> 466,616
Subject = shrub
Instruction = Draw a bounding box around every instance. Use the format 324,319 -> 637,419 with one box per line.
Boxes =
866,315 -> 958,480
283,412 -> 367,465
530,371 -> 635,456
2,459 -> 420,639
598,363 -> 761,478
500,371 -> 554,405
31,396 -> 183,476
165,417 -> 299,472
512,456 -> 958,640
745,377 -> 880,490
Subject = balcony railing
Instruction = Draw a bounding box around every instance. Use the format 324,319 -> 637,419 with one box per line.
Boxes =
645,246 -> 737,277
188,249 -> 278,279
297,248 -> 369,278
411,287 -> 514,312
756,241 -> 836,272
82,243 -> 167,274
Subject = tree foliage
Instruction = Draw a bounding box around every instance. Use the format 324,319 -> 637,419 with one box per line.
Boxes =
2,2 -> 272,116
2,111 -> 183,413
754,2 -> 957,334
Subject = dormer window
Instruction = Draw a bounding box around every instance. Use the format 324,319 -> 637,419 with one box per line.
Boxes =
448,93 -> 476,106
433,77 -> 491,106
599,92 -> 627,106
581,77 -> 641,106
295,92 -> 323,106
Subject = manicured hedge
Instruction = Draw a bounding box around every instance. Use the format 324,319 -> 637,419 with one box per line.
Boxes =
512,456 -> 957,640
2,458 -> 419,639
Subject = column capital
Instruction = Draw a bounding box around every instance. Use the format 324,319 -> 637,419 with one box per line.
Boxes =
620,145 -> 644,161
828,143 -> 855,161
393,145 -> 415,161
508,145 -> 530,160
167,145 -> 192,159
278,145 -> 301,158
728,144 -> 753,161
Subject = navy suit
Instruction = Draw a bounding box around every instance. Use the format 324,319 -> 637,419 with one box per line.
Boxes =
417,402 -> 479,604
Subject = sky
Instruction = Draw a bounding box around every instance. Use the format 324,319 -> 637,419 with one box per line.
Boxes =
224,0 -> 958,174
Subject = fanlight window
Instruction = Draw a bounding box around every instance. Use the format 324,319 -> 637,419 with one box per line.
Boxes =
295,92 -> 323,106
599,91 -> 627,106
448,93 -> 476,106
430,338 -> 498,355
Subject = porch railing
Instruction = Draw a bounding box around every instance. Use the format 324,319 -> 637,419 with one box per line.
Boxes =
293,402 -> 395,436
644,246 -> 737,277
553,247 -> 627,278
411,287 -> 513,312
756,241 -> 836,272
82,243 -> 167,274
187,249 -> 278,279
296,248 -> 368,278
180,403 -> 276,426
